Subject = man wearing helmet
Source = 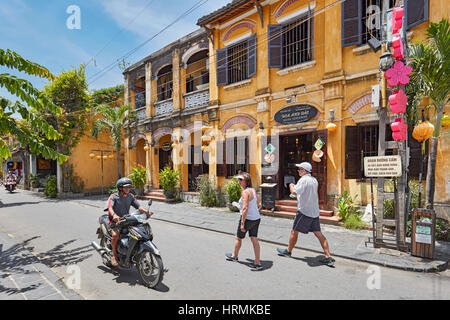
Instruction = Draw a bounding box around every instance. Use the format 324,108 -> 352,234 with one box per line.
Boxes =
276,162 -> 335,267
105,177 -> 152,267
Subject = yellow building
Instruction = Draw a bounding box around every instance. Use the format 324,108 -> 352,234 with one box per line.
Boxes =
124,0 -> 449,219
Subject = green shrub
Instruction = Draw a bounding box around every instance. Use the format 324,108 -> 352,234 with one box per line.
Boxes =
108,185 -> 117,195
29,173 -> 40,187
159,166 -> 180,193
344,213 -> 367,230
197,175 -> 217,207
44,175 -> 58,198
337,191 -> 359,221
225,178 -> 242,204
129,166 -> 146,189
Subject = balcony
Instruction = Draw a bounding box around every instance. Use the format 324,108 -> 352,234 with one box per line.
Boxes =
184,87 -> 209,110
154,99 -> 173,116
136,107 -> 146,122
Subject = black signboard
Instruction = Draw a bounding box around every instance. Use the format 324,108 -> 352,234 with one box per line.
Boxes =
274,104 -> 318,125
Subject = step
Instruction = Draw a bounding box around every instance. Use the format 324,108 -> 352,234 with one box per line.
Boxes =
145,192 -> 165,197
275,199 -> 298,206
138,195 -> 167,202
260,209 -> 342,225
275,205 -> 297,213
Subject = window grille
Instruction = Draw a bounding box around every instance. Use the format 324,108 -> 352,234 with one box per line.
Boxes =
227,41 -> 248,84
282,15 -> 312,68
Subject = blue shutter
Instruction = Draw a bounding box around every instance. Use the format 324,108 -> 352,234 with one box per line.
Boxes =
268,24 -> 282,68
247,34 -> 257,77
341,0 -> 361,47
216,48 -> 228,86
405,0 -> 428,30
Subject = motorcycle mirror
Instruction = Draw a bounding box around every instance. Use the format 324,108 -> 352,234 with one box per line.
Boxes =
148,199 -> 153,207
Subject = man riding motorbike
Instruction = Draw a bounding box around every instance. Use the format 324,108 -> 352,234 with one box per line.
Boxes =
105,177 -> 152,267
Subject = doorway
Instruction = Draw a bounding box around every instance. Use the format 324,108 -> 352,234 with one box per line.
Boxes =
277,130 -> 327,208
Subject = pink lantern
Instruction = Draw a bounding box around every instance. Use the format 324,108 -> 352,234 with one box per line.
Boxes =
392,35 -> 404,60
389,89 -> 407,114
385,61 -> 412,87
391,117 -> 407,141
392,7 -> 404,34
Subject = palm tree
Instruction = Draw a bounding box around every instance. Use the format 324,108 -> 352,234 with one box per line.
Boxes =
409,19 -> 450,209
91,104 -> 136,179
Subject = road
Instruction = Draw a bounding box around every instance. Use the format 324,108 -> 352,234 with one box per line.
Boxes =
0,189 -> 449,300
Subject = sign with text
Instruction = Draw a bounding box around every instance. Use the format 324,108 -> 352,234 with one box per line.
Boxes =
274,104 -> 318,125
364,155 -> 402,177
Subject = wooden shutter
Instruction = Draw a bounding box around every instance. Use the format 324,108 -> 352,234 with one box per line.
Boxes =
247,34 -> 257,77
268,24 -> 282,68
341,0 -> 361,47
345,126 -> 361,179
405,0 -> 428,30
216,48 -> 228,86
216,140 -> 226,176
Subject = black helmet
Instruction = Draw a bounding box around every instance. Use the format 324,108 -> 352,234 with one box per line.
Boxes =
116,177 -> 132,190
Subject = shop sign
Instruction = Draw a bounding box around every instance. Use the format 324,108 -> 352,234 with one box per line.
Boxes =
415,225 -> 432,244
364,155 -> 402,177
274,104 -> 318,125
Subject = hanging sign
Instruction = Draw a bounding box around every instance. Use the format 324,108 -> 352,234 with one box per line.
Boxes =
364,155 -> 402,177
161,142 -> 172,151
415,225 -> 432,244
274,104 -> 318,125
314,138 -> 325,150
265,143 -> 276,154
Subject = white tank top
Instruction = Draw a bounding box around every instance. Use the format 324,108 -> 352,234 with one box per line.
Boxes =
239,188 -> 261,220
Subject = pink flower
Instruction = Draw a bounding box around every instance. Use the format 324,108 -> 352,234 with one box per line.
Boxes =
391,117 -> 408,141
389,89 -> 408,114
385,61 -> 412,87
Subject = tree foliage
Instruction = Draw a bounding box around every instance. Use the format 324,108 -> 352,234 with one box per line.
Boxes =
0,49 -> 67,162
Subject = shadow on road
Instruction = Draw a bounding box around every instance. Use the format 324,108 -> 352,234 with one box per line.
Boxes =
239,258 -> 274,271
97,265 -> 170,292
0,201 -> 43,208
291,255 -> 331,268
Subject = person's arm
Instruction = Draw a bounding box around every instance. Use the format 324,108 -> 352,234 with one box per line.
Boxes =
240,189 -> 251,232
107,195 -> 120,223
131,195 -> 151,215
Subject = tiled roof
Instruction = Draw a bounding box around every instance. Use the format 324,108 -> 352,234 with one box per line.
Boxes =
197,0 -> 253,26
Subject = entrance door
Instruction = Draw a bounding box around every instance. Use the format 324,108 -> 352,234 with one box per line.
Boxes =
188,145 -> 208,191
277,130 -> 327,208
159,148 -> 172,172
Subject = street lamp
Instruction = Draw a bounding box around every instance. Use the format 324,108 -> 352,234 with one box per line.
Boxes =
379,52 -> 395,72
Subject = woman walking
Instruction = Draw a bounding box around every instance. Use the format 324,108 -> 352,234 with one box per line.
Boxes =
225,172 -> 263,271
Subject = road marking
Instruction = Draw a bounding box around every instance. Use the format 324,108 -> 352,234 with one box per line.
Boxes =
31,265 -> 68,300
6,272 -> 28,300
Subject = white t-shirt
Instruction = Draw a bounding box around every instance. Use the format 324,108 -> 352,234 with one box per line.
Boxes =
293,174 -> 320,218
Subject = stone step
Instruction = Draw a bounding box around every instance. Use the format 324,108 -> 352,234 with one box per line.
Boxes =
275,199 -> 298,206
139,195 -> 166,202
260,209 -> 342,225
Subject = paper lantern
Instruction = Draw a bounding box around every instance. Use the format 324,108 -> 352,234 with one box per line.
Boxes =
143,145 -> 150,151
391,117 -> 407,141
385,61 -> 412,87
441,114 -> 450,127
392,7 -> 404,34
392,35 -> 404,60
89,153 -> 95,159
96,155 -> 101,160
389,89 -> 407,114
412,121 -> 434,142
108,154 -> 114,159
103,155 -> 108,160
326,122 -> 337,133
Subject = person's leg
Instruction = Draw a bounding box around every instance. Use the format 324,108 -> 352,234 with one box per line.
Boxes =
250,237 -> 261,265
111,231 -> 119,266
287,229 -> 299,253
232,237 -> 242,258
313,231 -> 331,258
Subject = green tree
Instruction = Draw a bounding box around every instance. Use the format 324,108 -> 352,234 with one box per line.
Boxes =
91,104 -> 136,179
0,49 -> 67,163
409,19 -> 450,209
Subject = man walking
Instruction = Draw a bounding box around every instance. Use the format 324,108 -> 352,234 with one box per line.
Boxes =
276,162 -> 335,267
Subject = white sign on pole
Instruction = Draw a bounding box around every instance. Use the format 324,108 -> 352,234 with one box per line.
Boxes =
364,155 -> 402,177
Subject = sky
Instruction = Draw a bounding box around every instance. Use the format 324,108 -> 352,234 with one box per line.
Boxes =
0,0 -> 230,106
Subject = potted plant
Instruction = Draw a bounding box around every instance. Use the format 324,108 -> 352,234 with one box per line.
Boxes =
30,173 -> 40,189
159,166 -> 180,200
225,178 -> 242,212
129,166 -> 146,196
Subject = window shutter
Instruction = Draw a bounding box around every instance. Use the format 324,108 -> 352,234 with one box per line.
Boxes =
216,48 -> 228,86
345,126 -> 361,179
247,34 -> 257,77
216,140 -> 226,177
405,0 -> 428,30
341,0 -> 361,47
268,24 -> 282,68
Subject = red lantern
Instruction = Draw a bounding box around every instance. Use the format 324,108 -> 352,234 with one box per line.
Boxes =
391,118 -> 407,141
392,7 -> 404,34
389,89 -> 407,114
392,35 -> 404,60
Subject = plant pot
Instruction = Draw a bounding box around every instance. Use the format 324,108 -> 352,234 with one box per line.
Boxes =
134,188 -> 144,196
164,190 -> 175,199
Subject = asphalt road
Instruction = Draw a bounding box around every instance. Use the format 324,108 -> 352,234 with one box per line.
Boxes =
0,189 -> 449,300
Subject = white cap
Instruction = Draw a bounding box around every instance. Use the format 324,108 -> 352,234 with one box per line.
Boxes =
235,175 -> 245,180
295,162 -> 312,173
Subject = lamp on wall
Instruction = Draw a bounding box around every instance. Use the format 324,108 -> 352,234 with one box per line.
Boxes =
257,121 -> 265,138
326,109 -> 337,133
379,52 -> 395,72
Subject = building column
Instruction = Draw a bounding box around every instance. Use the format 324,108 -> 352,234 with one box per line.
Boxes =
145,62 -> 153,119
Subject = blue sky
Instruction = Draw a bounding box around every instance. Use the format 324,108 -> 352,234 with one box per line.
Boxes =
0,0 -> 229,105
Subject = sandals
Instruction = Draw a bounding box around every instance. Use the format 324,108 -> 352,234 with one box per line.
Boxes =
110,256 -> 119,267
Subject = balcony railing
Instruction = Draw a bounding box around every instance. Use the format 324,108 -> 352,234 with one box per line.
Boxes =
184,87 -> 209,110
135,90 -> 146,110
154,99 -> 173,116
136,107 -> 146,121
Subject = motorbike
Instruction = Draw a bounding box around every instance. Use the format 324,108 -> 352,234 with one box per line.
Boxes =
91,199 -> 164,288
5,176 -> 17,193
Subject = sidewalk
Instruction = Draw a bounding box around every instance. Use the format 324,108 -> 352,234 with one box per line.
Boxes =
0,231 -> 83,300
75,195 -> 449,273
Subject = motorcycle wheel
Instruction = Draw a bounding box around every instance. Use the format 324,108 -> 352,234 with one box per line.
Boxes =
100,236 -> 113,267
137,250 -> 164,288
